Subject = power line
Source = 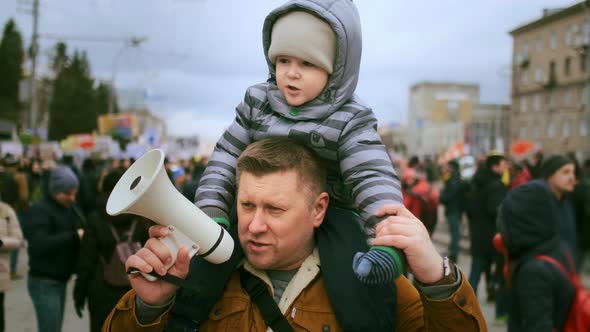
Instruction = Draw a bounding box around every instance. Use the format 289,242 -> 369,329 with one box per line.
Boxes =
39,33 -> 134,43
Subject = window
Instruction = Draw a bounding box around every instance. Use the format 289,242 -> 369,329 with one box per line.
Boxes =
564,89 -> 573,106
565,28 -> 573,45
536,34 -> 543,52
520,96 -> 527,113
565,57 -> 571,76
584,21 -> 590,44
550,30 -> 557,49
522,41 -> 529,56
535,68 -> 544,82
581,121 -> 588,136
520,126 -> 527,138
533,94 -> 541,112
548,123 -> 556,137
521,69 -> 528,85
562,121 -> 571,138
534,125 -> 541,138
549,61 -> 556,81
549,93 -> 556,109
582,52 -> 588,72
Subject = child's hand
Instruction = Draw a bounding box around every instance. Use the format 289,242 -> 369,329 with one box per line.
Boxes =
352,248 -> 401,284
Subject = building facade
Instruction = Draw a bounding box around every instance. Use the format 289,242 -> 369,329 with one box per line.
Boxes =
467,103 -> 510,157
408,82 -> 478,157
405,82 -> 510,159
510,2 -> 590,160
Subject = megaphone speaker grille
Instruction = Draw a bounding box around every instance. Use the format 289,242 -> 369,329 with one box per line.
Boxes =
106,149 -> 165,216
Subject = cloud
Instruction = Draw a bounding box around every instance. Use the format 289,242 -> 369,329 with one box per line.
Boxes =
0,0 -> 578,141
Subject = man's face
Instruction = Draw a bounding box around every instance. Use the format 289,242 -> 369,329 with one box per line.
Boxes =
547,163 -> 576,194
52,188 -> 77,208
237,170 -> 328,270
275,55 -> 329,107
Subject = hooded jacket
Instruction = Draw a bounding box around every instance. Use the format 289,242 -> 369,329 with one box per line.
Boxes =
196,0 -> 402,234
498,182 -> 575,332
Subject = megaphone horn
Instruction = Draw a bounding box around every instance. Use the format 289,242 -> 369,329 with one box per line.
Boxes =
106,149 -> 234,281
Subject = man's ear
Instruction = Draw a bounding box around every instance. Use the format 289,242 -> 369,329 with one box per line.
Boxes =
312,192 -> 329,228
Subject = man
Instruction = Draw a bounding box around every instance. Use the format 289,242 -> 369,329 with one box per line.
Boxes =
103,138 -> 486,331
539,155 -> 578,267
468,155 -> 507,295
23,166 -> 85,332
468,154 -> 509,324
440,159 -> 465,262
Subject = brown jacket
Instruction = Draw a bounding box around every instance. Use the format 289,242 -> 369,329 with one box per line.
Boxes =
103,249 -> 486,331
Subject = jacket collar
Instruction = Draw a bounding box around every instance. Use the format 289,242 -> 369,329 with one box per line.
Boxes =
243,247 -> 321,314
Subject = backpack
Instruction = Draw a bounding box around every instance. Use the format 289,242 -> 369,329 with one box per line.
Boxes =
101,220 -> 142,287
536,254 -> 590,332
406,186 -> 438,235
0,170 -> 18,207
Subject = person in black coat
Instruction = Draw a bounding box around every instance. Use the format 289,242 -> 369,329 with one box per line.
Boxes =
467,155 -> 507,300
440,159 -> 465,263
499,181 -> 576,332
23,166 -> 85,332
73,169 -> 150,332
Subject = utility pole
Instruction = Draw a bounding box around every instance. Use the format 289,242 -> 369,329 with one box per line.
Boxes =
28,0 -> 39,132
109,36 -> 148,114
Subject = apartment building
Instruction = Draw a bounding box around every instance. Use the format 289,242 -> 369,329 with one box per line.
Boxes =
510,2 -> 590,159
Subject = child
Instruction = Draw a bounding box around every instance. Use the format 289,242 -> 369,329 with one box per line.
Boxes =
169,1 -> 403,330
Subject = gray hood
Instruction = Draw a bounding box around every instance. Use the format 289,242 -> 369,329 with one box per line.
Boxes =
262,0 -> 362,120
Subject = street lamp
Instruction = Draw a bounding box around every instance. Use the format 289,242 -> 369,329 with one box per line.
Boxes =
108,36 -> 148,114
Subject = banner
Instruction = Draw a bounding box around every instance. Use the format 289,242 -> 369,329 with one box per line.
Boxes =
97,113 -> 139,138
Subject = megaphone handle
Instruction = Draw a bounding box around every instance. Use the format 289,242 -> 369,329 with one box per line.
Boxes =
126,227 -> 200,282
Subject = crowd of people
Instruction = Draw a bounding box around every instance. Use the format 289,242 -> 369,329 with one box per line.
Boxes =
0,145 -> 586,331
0,152 -> 207,332
0,0 -> 587,330
402,151 -> 590,330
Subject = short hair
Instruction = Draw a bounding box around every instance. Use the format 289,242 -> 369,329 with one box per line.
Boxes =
236,137 -> 327,198
486,154 -> 505,169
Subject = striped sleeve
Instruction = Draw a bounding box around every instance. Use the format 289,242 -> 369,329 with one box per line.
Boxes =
194,89 -> 255,221
338,108 -> 402,235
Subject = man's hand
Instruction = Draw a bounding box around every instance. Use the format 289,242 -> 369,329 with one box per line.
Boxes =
371,204 -> 444,284
126,225 -> 191,306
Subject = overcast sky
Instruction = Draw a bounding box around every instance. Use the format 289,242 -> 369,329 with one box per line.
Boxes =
0,0 -> 580,144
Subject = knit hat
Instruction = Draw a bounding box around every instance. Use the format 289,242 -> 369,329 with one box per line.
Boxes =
541,155 -> 573,179
268,11 -> 336,74
49,166 -> 79,194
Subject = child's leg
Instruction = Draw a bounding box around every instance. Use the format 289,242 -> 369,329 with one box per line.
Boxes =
317,206 -> 397,331
166,207 -> 243,331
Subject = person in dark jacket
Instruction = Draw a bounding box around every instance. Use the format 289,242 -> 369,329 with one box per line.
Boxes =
440,159 -> 464,262
467,155 -> 507,295
540,155 -> 579,268
73,169 -> 150,332
498,182 -> 576,332
23,166 -> 85,332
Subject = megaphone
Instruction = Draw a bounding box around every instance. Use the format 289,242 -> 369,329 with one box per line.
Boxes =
106,149 -> 234,281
